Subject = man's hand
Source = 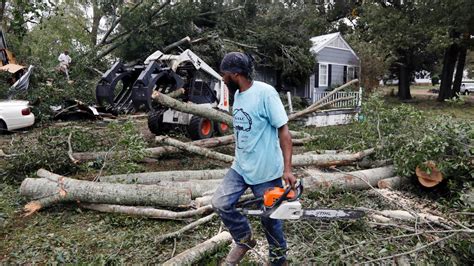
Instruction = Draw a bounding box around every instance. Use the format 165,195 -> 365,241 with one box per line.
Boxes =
282,171 -> 297,188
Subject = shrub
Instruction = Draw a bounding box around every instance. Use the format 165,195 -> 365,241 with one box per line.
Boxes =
1,121 -> 147,183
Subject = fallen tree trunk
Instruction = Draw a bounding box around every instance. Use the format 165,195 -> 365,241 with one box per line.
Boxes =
156,136 -> 234,163
156,213 -> 217,242
73,135 -> 234,162
292,148 -> 374,167
80,204 -> 213,220
99,169 -> 228,184
20,169 -> 192,214
303,166 -> 395,191
162,231 -> 232,266
154,179 -> 222,198
152,91 -> 233,125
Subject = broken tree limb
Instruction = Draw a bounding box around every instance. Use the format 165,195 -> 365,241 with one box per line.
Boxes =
152,91 -> 232,125
156,213 -> 217,243
377,176 -> 408,189
99,169 -> 228,184
194,192 -> 255,208
292,148 -> 375,167
162,231 -> 232,266
20,169 -> 192,213
80,204 -> 213,220
156,136 -> 234,163
67,132 -> 79,164
288,79 -> 358,121
289,130 -> 311,139
73,134 -> 234,162
292,136 -> 319,146
165,88 -> 186,98
303,166 -> 395,191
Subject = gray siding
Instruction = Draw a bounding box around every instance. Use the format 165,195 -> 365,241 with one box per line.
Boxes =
254,67 -> 276,87
317,47 -> 359,66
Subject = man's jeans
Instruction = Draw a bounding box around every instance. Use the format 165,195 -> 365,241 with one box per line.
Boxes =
211,168 -> 287,265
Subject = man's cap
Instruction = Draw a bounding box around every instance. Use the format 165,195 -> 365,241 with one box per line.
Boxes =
220,52 -> 253,75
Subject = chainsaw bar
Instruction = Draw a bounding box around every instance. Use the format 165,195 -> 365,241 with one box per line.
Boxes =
243,209 -> 365,220
302,209 -> 365,220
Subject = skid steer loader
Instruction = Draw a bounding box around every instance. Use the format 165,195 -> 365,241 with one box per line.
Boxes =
95,48 -> 231,140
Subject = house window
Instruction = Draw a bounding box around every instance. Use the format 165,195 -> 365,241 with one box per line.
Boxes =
319,64 -> 328,86
347,66 -> 355,81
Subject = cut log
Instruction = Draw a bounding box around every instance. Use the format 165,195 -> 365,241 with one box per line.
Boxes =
156,136 -> 234,163
303,166 -> 395,191
416,161 -> 443,188
377,176 -> 407,189
156,213 -> 217,242
152,91 -> 233,125
99,169 -> 228,184
162,231 -> 232,266
73,135 -> 234,162
292,148 -> 374,167
20,169 -> 192,213
80,204 -> 213,220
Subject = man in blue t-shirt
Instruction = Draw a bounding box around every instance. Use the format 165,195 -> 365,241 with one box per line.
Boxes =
211,52 -> 296,266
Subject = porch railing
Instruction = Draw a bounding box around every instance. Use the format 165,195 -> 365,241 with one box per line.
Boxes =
312,87 -> 362,109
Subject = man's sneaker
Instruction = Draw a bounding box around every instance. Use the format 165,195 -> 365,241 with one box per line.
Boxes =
224,238 -> 257,265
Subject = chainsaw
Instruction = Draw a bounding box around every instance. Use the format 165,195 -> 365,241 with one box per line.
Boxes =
239,180 -> 365,220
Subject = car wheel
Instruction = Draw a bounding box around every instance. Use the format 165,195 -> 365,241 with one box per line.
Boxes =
0,120 -> 7,134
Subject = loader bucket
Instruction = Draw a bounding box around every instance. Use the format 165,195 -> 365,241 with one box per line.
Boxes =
131,61 -> 184,111
95,61 -> 142,113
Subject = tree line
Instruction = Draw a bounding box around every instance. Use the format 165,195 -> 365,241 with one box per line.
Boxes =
1,0 -> 472,101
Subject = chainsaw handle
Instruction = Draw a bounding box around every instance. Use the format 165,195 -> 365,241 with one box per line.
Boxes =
287,179 -> 303,202
271,179 -> 303,207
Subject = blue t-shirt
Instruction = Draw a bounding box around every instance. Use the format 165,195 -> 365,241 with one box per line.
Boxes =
231,81 -> 288,185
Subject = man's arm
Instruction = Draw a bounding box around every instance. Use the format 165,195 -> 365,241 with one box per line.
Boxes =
278,124 -> 296,187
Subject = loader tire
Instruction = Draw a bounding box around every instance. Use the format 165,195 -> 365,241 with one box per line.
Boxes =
148,109 -> 169,135
187,116 -> 214,140
214,121 -> 230,136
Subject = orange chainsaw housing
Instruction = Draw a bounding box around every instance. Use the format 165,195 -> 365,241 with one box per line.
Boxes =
263,187 -> 296,207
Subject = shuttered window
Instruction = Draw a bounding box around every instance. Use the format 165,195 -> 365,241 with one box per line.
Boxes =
319,64 -> 328,86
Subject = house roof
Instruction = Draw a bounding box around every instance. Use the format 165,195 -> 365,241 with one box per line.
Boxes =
310,32 -> 359,60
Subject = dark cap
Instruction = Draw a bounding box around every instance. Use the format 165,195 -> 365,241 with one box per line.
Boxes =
220,52 -> 254,76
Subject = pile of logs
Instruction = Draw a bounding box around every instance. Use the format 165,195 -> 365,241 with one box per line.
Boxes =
20,131 -> 405,264
17,79 -> 461,264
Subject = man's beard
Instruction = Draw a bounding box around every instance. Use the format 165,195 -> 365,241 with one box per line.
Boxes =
227,79 -> 240,94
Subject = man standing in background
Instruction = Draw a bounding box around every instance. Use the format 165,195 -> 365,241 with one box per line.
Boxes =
58,50 -> 72,80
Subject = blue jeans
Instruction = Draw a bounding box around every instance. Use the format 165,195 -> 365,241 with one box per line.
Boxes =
211,168 -> 287,265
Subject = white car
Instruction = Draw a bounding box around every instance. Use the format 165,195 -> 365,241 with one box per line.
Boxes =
461,81 -> 474,95
0,100 -> 35,132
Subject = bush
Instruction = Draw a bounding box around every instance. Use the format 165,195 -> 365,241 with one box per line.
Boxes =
1,121 -> 147,183
305,93 -> 473,196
